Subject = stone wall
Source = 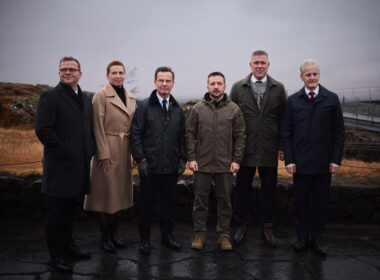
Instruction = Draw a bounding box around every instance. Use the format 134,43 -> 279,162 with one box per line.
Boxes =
0,176 -> 379,224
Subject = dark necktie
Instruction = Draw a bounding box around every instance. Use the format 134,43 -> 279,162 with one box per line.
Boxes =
309,92 -> 315,101
162,99 -> 168,117
256,81 -> 263,108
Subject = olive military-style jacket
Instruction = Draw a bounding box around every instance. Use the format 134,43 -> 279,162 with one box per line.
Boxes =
186,93 -> 246,173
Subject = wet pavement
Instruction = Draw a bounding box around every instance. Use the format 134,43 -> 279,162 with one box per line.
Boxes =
1,220 -> 380,279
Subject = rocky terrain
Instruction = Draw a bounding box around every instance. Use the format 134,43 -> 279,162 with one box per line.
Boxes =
0,82 -> 94,129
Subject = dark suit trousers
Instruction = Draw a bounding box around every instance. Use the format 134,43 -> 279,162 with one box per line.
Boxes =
233,166 -> 277,226
138,173 -> 177,239
46,197 -> 77,258
293,173 -> 331,241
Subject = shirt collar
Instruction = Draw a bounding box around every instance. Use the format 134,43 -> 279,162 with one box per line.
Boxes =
251,75 -> 268,84
156,92 -> 169,106
305,86 -> 319,95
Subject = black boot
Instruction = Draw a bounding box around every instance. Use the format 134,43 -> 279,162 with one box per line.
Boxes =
110,222 -> 126,248
99,213 -> 116,253
100,225 -> 116,253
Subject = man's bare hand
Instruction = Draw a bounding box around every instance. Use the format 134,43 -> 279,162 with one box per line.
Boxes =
286,163 -> 296,174
330,163 -> 340,174
230,162 -> 240,173
189,160 -> 198,172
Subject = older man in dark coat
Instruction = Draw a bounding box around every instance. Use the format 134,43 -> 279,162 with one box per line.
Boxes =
35,56 -> 95,273
282,59 -> 345,256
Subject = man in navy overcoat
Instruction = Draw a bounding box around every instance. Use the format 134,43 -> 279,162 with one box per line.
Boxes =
282,59 -> 345,256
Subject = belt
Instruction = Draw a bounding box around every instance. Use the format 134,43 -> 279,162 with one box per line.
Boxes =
106,132 -> 130,139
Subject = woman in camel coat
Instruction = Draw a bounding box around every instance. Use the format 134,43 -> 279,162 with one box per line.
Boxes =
84,60 -> 136,252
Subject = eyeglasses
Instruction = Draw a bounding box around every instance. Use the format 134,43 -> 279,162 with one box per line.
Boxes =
59,68 -> 80,73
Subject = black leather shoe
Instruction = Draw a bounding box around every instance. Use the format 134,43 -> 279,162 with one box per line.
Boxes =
293,238 -> 308,252
233,225 -> 247,245
65,244 -> 90,259
50,257 -> 73,273
262,227 -> 277,248
161,236 -> 181,251
311,239 -> 327,256
139,239 -> 151,254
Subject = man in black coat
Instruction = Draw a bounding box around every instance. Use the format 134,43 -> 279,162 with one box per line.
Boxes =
35,56 -> 95,272
282,59 -> 345,256
131,66 -> 186,254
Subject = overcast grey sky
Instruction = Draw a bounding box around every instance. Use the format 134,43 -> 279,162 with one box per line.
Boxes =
1,0 -> 380,101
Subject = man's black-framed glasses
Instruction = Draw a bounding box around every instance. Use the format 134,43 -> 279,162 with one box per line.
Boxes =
59,68 -> 80,73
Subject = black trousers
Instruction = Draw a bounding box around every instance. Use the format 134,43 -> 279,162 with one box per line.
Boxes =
233,166 -> 277,226
138,173 -> 177,239
46,197 -> 77,258
293,173 -> 331,241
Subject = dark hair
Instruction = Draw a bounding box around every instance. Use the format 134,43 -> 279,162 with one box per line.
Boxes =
59,56 -> 81,71
207,71 -> 225,83
154,66 -> 175,81
106,60 -> 125,75
251,50 -> 268,59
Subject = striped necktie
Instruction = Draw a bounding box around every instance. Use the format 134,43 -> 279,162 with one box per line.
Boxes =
256,81 -> 263,108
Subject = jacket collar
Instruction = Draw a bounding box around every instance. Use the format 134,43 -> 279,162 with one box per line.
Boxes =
241,73 -> 279,88
148,89 -> 180,107
203,92 -> 228,106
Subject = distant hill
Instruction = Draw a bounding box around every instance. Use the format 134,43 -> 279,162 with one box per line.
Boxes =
0,82 -> 46,97
0,82 -> 95,129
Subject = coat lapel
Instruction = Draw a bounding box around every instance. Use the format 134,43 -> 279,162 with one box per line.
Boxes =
105,83 -> 128,114
125,90 -> 136,116
261,75 -> 275,110
315,84 -> 328,104
57,83 -> 81,116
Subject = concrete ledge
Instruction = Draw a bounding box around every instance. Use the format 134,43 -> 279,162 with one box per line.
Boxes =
0,176 -> 379,224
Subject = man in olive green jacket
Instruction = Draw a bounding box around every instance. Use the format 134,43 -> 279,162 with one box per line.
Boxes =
230,50 -> 287,248
187,72 -> 245,251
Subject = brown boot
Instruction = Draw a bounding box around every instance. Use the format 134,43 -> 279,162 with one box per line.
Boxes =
191,234 -> 205,250
218,234 -> 232,251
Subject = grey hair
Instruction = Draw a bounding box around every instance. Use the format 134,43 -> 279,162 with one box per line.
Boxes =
300,59 -> 319,74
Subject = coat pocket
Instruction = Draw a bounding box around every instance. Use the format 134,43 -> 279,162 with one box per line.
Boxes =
145,147 -> 158,169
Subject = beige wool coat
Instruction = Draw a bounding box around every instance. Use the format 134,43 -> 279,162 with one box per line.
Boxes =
84,83 -> 136,214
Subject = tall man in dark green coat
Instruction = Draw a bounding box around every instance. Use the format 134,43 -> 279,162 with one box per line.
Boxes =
187,72 -> 246,251
230,50 -> 287,247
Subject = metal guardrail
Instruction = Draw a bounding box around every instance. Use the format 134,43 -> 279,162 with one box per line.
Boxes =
335,86 -> 380,102
341,101 -> 380,132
